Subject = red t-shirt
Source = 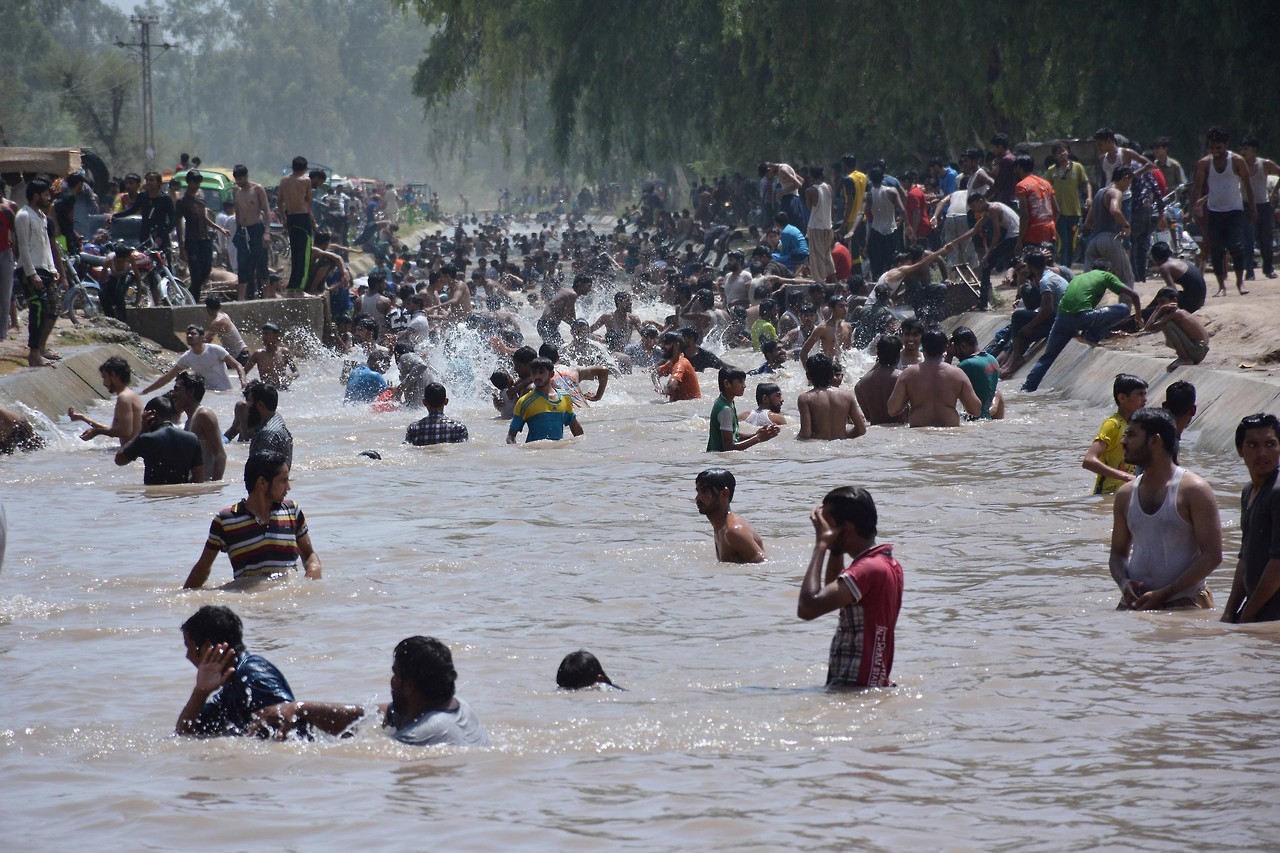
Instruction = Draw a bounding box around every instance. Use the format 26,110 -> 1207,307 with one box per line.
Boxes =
828,543 -> 903,688
1016,175 -> 1058,244
831,241 -> 852,281
905,186 -> 933,240
0,204 -> 13,253
657,354 -> 701,400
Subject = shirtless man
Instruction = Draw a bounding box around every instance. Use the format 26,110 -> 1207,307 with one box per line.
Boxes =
68,355 -> 143,446
0,404 -> 45,454
231,164 -> 271,300
433,267 -> 474,317
245,322 -> 299,389
1143,287 -> 1211,372
539,274 -> 591,348
171,371 -> 226,481
590,291 -> 643,352
799,296 -> 852,361
277,156 -> 314,295
694,467 -> 766,563
1149,242 -> 1207,313
797,353 -> 867,440
886,326 -> 982,427
855,334 -> 908,426
203,296 -> 250,366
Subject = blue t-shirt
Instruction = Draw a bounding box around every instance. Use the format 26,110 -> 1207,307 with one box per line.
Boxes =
196,652 -> 295,736
940,167 -> 958,195
510,389 -> 576,442
344,365 -> 388,403
774,224 -> 809,269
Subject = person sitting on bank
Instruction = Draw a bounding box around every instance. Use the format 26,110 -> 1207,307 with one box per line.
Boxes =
249,636 -> 491,748
176,604 -> 299,737
1142,287 -> 1211,372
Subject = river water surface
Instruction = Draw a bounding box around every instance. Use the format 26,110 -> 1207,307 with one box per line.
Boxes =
2,327 -> 1278,850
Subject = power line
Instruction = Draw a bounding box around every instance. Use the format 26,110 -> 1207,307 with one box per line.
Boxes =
115,15 -> 177,171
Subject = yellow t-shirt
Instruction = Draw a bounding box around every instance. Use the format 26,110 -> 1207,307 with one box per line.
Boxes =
1093,412 -> 1133,494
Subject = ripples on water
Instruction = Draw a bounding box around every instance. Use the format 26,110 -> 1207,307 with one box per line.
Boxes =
2,320 -> 1278,849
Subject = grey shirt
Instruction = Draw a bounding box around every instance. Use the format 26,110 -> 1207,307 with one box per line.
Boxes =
388,698 -> 490,747
1240,469 -> 1280,622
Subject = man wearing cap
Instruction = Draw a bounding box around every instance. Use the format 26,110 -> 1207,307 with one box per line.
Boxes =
143,325 -> 248,394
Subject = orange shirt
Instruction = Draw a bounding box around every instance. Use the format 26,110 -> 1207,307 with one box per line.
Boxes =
1016,174 -> 1058,244
657,354 -> 701,400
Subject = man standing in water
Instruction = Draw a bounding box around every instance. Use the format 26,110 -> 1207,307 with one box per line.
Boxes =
694,468 -> 766,563
1109,408 -> 1221,610
1222,413 -> 1280,623
797,487 -> 903,688
798,353 -> 867,440
69,356 -> 143,446
707,367 -> 779,451
507,357 -> 584,443
177,604 -> 298,737
114,395 -> 204,484
203,297 -> 251,367
854,335 -> 908,426
886,327 -> 982,427
171,371 -> 226,481
183,450 -> 321,588
278,156 -> 314,295
245,322 -> 299,389
538,274 -> 591,348
142,325 -> 247,394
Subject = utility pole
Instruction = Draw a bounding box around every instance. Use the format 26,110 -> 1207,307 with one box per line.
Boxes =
116,16 -> 176,172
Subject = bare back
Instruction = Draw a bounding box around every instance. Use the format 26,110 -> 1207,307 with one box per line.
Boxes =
115,388 -> 144,446
855,366 -> 907,425
798,386 -> 866,440
278,173 -> 311,217
890,360 -> 979,427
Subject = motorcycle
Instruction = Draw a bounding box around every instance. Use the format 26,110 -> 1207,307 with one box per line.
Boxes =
132,241 -> 195,307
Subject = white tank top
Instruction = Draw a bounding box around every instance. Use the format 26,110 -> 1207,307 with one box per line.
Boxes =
217,319 -> 247,356
808,183 -> 833,230
945,189 -> 969,218
1125,467 -> 1203,595
1246,158 -> 1269,202
869,186 -> 896,235
1206,154 -> 1244,212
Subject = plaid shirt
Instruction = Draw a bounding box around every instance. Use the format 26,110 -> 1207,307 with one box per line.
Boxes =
404,411 -> 469,446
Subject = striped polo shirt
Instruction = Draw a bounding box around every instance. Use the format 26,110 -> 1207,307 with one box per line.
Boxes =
206,499 -> 308,580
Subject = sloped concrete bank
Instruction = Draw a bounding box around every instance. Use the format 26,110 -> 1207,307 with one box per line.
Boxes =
944,312 -> 1280,454
0,344 -> 157,421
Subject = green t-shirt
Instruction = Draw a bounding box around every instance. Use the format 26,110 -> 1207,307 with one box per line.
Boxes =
1049,160 -> 1089,217
707,394 -> 738,452
750,319 -> 777,351
958,352 -> 999,418
1057,270 -> 1124,315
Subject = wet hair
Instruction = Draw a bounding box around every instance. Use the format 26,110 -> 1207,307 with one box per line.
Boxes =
232,164 -> 248,178
1111,165 -> 1133,182
1163,380 -> 1196,418
614,291 -> 632,306
822,486 -> 877,539
760,339 -> 781,359
368,351 -> 392,373
755,381 -> 780,405
243,449 -> 288,493
247,380 -> 279,412
921,326 -> 948,358
182,605 -> 245,653
876,334 -> 903,368
356,317 -> 378,335
1206,126 -> 1230,145
805,352 -> 835,389
659,331 -> 682,348
512,345 -> 537,365
951,326 -> 979,349
1130,407 -> 1179,462
900,317 -> 924,336
758,298 -> 777,317
696,467 -> 736,500
1093,127 -> 1117,142
1155,286 -> 1179,303
572,274 -> 593,291
537,343 -> 559,362
144,393 -> 177,422
1236,413 -> 1280,450
175,370 -> 206,402
291,156 -> 308,172
393,636 -> 456,703
1113,373 -> 1148,403
186,323 -> 204,336
679,326 -> 701,343
99,355 -> 132,384
423,382 -> 447,408
26,177 -> 51,201
1150,241 -> 1172,262
717,366 -> 747,394
556,649 -> 614,689
204,295 -> 221,311
530,356 -> 555,374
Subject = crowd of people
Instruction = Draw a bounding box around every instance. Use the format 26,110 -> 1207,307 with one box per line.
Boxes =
2,126 -> 1280,749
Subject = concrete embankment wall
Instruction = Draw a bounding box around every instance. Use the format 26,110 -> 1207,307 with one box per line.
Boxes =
0,345 -> 157,421
126,298 -> 328,352
944,312 -> 1280,455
